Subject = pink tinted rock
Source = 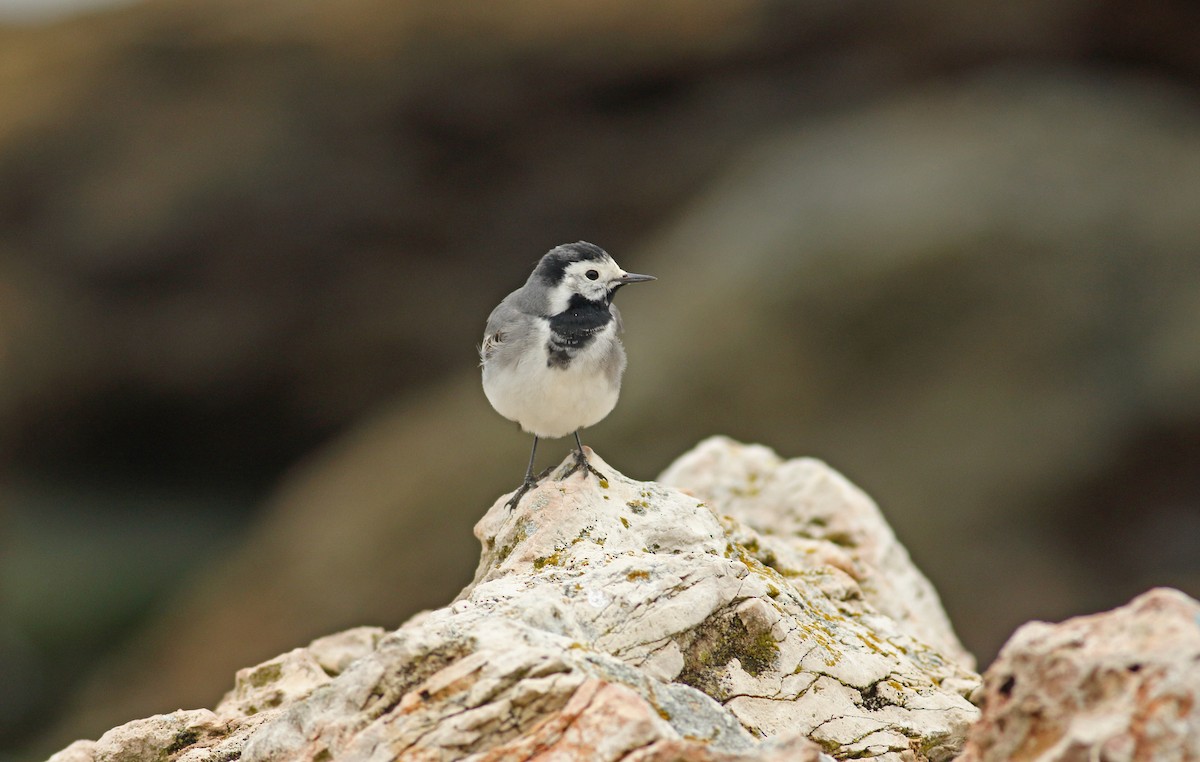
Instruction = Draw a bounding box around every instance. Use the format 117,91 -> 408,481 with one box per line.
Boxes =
960,587 -> 1200,761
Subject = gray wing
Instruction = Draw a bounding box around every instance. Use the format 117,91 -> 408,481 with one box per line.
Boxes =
480,290 -> 539,367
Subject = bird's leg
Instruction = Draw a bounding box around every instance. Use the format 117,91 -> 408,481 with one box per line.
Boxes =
505,436 -> 541,510
558,431 -> 608,482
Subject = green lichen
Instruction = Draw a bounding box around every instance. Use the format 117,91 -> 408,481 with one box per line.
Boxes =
730,482 -> 762,497
919,730 -> 955,756
825,531 -> 856,548
722,534 -> 798,582
165,729 -> 200,754
855,630 -> 894,657
570,526 -> 604,546
246,662 -> 282,688
793,621 -> 844,669
626,499 -> 649,513
744,630 -> 780,674
619,516 -> 630,528
496,524 -> 529,562
676,609 -> 781,699
856,633 -> 882,654
533,552 -> 563,570
626,570 -> 649,581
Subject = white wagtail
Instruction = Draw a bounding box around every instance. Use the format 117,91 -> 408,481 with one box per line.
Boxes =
481,241 -> 655,509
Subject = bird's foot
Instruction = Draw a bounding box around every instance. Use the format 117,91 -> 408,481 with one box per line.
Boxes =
557,449 -> 607,483
504,476 -> 542,511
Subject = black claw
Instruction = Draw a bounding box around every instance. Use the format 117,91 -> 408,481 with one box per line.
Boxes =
558,431 -> 606,483
558,448 -> 607,483
505,477 -> 541,511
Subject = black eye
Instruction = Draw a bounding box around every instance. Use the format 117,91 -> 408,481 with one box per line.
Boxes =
585,269 -> 600,280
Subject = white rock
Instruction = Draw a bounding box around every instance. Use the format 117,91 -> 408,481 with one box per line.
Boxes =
46,740 -> 96,762
217,647 -> 332,717
47,441 -> 980,761
659,436 -> 975,670
307,627 -> 387,676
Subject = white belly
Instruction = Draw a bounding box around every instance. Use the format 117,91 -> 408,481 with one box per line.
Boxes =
483,324 -> 623,439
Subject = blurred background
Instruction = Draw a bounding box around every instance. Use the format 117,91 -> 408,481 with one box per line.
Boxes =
1,0 -> 1199,758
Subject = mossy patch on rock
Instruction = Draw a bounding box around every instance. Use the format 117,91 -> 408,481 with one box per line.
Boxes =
675,608 -> 780,699
496,522 -> 529,562
165,728 -> 201,754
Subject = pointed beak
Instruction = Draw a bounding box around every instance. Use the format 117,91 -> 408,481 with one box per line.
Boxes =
618,272 -> 656,284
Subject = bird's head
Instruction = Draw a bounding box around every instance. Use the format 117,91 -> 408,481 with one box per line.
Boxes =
533,241 -> 655,313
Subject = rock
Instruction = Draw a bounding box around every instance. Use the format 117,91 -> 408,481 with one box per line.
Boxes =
306,627 -> 388,676
960,587 -> 1200,761
217,648 -> 333,718
0,0 -> 805,472
49,443 -> 979,761
45,740 -> 95,762
93,709 -> 228,762
659,436 -> 975,671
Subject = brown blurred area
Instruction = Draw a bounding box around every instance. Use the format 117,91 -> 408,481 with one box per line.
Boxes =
2,0 -> 1199,758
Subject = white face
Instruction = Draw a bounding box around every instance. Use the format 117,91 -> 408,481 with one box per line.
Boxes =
555,257 -> 627,307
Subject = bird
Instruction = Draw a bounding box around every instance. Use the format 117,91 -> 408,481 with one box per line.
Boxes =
480,241 -> 655,509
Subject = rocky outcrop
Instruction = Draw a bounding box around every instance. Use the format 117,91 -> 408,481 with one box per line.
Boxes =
960,587 -> 1200,761
659,437 -> 975,671
49,440 -> 980,761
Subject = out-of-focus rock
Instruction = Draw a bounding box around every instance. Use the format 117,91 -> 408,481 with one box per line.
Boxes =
49,444 -> 980,761
3,0 -> 1199,490
960,588 -> 1200,761
45,739 -> 95,762
0,0 -> 811,473
44,630 -> 387,762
